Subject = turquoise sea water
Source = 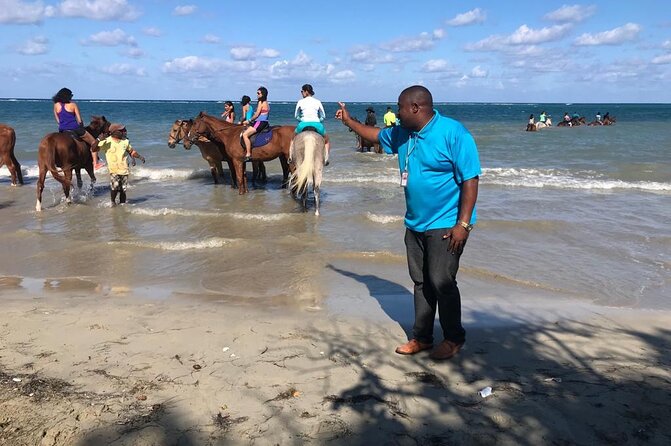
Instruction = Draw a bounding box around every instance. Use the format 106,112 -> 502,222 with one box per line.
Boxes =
1,100 -> 670,309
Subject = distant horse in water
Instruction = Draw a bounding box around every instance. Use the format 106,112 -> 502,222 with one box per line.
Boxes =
289,130 -> 326,216
0,124 -> 23,186
188,112 -> 293,194
36,116 -> 109,211
350,117 -> 381,153
535,117 -> 553,130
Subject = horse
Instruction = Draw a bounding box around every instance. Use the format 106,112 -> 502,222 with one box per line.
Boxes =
289,130 -> 326,216
535,117 -> 553,130
0,124 -> 23,186
350,117 -> 382,153
36,116 -> 109,211
188,112 -> 293,194
168,119 -> 237,186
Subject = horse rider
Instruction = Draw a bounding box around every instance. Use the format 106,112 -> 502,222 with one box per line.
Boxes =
294,83 -> 330,165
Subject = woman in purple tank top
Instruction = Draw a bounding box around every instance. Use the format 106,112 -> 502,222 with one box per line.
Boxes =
52,87 -> 104,169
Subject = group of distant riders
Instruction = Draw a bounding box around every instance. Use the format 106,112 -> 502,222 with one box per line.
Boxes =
526,110 -> 616,131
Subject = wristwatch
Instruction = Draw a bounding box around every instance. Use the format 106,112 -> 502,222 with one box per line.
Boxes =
458,220 -> 474,232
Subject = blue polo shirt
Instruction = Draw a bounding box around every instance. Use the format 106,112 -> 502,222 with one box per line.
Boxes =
378,110 -> 481,232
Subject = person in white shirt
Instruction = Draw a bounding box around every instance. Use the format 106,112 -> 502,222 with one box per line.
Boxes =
295,84 -> 330,165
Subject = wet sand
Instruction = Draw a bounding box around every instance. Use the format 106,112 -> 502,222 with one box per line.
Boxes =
1,261 -> 671,445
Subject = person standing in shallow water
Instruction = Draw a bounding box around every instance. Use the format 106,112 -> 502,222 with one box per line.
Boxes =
96,123 -> 145,206
336,85 -> 481,361
52,87 -> 104,169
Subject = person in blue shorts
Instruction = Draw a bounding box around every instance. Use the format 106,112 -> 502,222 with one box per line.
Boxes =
335,85 -> 481,360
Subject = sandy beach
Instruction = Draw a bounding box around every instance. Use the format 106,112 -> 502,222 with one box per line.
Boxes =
2,258 -> 670,446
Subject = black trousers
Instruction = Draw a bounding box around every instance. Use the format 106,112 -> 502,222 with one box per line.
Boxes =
404,228 -> 466,345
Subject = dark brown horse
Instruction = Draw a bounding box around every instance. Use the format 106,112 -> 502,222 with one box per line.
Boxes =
188,113 -> 294,194
0,124 -> 23,186
36,116 -> 109,211
350,117 -> 381,153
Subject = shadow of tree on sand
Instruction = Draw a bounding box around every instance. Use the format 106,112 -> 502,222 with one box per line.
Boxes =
301,266 -> 671,444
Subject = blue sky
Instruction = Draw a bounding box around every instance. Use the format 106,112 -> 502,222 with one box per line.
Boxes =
1,0 -> 670,102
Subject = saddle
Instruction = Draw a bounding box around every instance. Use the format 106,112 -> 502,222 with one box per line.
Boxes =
240,125 -> 274,149
60,129 -> 83,141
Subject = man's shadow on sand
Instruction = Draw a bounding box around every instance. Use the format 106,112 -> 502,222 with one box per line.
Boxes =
327,264 -> 414,336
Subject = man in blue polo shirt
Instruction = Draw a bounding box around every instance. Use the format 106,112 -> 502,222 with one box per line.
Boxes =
336,85 -> 481,360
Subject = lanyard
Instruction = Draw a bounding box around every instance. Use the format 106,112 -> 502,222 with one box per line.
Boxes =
404,133 -> 419,173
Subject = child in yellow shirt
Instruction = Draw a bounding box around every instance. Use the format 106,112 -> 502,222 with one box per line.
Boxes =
96,123 -> 145,205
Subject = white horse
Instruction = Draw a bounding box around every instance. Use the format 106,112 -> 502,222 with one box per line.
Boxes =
535,117 -> 553,130
288,130 -> 325,216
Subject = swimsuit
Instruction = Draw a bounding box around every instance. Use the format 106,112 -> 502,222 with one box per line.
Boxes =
57,103 -> 82,134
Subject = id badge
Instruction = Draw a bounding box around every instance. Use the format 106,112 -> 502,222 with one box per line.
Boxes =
400,171 -> 408,187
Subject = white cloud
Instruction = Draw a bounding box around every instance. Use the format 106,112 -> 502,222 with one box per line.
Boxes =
143,27 -> 162,37
259,48 -> 280,58
447,8 -> 486,26
0,0 -> 55,24
574,23 -> 641,46
123,47 -> 145,58
330,70 -> 355,84
173,5 -> 196,16
81,29 -> 137,46
470,65 -> 488,78
100,63 -> 146,76
381,29 -> 444,52
652,54 -> 671,64
17,36 -> 49,55
230,46 -> 279,60
55,0 -> 140,21
162,56 -> 252,78
467,24 -> 572,50
661,40 -> 671,49
544,4 -> 596,23
202,34 -> 220,44
422,59 -> 450,73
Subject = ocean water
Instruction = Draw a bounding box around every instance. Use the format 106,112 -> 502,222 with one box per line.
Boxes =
0,99 -> 669,309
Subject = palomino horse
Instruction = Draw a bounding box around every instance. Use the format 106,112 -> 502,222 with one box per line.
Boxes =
0,124 -> 23,186
36,116 -> 109,211
289,130 -> 326,216
188,112 -> 294,194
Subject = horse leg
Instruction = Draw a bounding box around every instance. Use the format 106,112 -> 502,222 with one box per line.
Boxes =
215,161 -> 225,184
314,185 -> 320,216
75,168 -> 83,189
226,159 -> 237,188
13,154 -> 24,185
83,164 -> 96,192
234,160 -> 246,194
301,191 -> 307,210
36,166 -> 47,211
280,156 -> 290,189
3,153 -> 19,186
63,170 -> 73,204
314,164 -> 323,216
259,161 -> 267,182
208,160 -> 219,184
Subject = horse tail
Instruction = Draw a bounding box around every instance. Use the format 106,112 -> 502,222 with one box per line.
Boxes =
289,132 -> 319,195
38,135 -> 70,187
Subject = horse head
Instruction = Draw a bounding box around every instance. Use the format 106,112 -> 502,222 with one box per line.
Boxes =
185,115 -> 210,150
168,119 -> 192,148
87,115 -> 110,139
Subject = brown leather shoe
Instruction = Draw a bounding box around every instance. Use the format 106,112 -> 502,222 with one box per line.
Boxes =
429,340 -> 464,360
395,339 -> 433,355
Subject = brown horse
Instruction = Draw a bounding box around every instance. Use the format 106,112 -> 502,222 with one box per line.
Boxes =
172,117 -> 268,187
168,119 -> 236,185
36,116 -> 109,211
350,117 -> 381,153
0,124 -> 23,186
188,112 -> 294,194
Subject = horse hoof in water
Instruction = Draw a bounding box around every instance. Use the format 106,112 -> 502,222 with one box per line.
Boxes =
35,200 -> 42,212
